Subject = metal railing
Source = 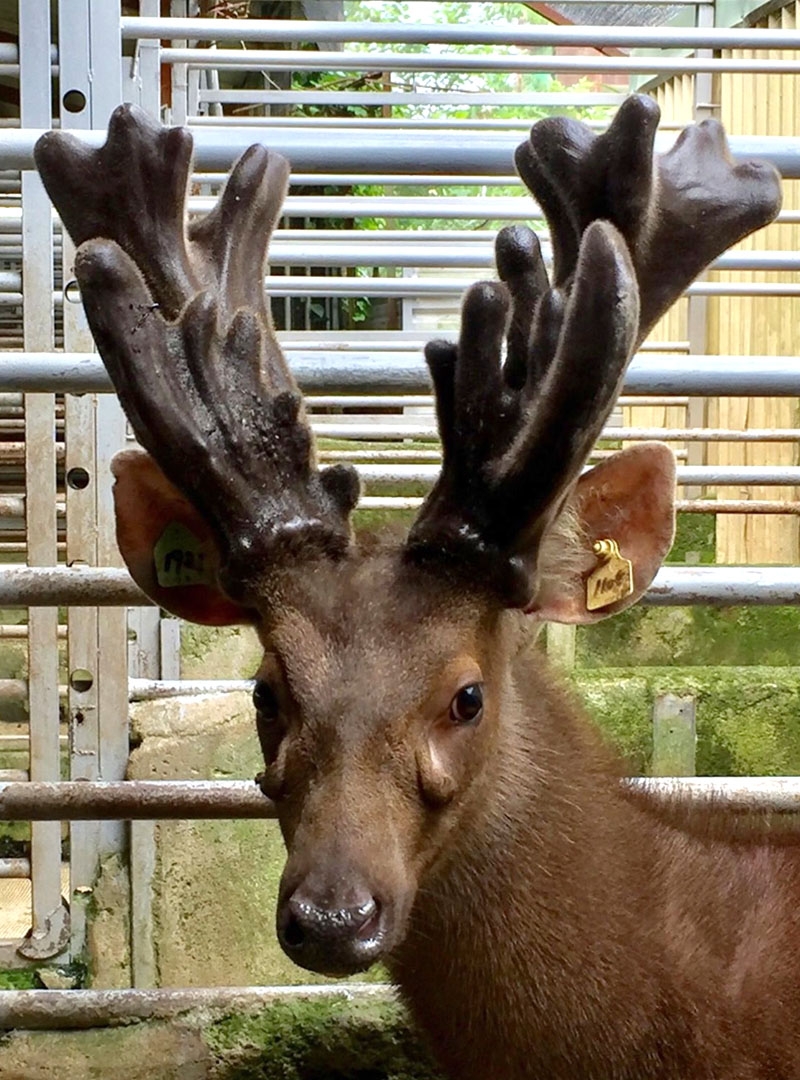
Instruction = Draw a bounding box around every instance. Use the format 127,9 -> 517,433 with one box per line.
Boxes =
0,0 -> 798,1012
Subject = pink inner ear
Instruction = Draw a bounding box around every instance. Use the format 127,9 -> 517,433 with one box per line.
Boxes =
111,450 -> 253,626
531,442 -> 677,625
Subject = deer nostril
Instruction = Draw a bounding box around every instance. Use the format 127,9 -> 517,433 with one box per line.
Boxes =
282,912 -> 306,950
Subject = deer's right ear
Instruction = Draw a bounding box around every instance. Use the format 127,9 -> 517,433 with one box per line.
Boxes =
531,442 -> 676,625
111,450 -> 253,626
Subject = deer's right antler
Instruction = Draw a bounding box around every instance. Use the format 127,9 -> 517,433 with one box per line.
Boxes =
406,96 -> 782,609
35,105 -> 360,593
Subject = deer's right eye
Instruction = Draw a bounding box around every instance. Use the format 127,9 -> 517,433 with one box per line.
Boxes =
253,680 -> 279,720
449,683 -> 484,725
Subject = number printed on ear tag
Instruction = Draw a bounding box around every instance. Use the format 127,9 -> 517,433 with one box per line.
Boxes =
154,522 -> 215,588
586,538 -> 634,612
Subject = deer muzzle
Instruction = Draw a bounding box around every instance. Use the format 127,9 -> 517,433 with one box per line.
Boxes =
277,880 -> 388,976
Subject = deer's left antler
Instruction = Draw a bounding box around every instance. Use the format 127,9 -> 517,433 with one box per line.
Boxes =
406,95 -> 782,608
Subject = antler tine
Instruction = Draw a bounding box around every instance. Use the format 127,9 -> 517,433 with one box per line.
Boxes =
35,105 -> 360,589
514,93 -> 782,344
406,95 -> 782,610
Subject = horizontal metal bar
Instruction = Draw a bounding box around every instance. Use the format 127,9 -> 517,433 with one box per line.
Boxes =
3,128 -> 800,177
121,17 -> 800,50
0,780 -> 274,821
0,566 -> 149,607
358,464 -> 800,486
314,423 -> 800,443
5,354 -> 800,397
128,679 -> 253,701
5,776 -> 800,830
606,428 -> 800,442
355,497 -> 800,515
0,857 -> 29,879
677,500 -> 800,514
228,279 -> 800,301
53,277 -> 800,302
175,48 -> 800,76
645,567 -> 800,605
0,624 -> 66,639
0,984 -> 391,1031
141,235 -> 798,273
0,565 -> 797,608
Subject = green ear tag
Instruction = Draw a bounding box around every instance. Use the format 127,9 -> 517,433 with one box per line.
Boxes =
154,522 -> 215,589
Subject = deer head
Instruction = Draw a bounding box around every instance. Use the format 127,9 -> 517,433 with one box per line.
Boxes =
36,98 -> 780,978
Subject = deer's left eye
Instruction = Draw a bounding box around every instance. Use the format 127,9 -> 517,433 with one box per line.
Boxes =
253,680 -> 279,720
450,683 -> 484,725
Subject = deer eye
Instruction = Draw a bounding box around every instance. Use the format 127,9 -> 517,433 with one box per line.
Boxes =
450,683 -> 484,725
253,680 -> 279,721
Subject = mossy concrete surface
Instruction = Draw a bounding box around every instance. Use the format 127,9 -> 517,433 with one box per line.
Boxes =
576,666 -> 800,777
0,993 -> 441,1080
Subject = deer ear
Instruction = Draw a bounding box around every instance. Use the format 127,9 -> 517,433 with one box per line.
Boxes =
531,442 -> 676,625
111,450 -> 253,626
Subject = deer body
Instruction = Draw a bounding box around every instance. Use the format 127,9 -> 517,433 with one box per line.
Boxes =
390,645 -> 800,1080
34,96 -> 793,1078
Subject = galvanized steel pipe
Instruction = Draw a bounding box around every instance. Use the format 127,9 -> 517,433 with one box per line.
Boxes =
0,984 -> 391,1031
4,354 -> 800,396
120,16 -> 800,50
0,780 -> 275,821
3,776 -> 800,826
2,128 -> 799,177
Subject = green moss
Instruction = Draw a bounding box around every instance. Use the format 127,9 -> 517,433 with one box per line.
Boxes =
180,623 -> 262,680
206,997 -> 443,1080
0,820 -> 30,850
667,511 -> 716,565
574,667 -> 800,776
0,969 -> 40,989
577,606 -> 800,668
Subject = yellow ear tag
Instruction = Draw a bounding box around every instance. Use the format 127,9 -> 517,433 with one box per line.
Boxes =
153,522 -> 215,589
586,538 -> 634,612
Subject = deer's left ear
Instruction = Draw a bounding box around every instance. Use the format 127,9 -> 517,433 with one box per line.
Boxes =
111,450 -> 254,626
531,442 -> 676,625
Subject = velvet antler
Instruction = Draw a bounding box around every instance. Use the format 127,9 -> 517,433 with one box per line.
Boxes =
405,95 -> 782,609
34,105 -> 359,592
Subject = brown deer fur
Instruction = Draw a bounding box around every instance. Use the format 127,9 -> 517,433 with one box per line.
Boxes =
34,98 -> 797,1079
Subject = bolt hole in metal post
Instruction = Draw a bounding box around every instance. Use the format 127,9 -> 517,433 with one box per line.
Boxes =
66,466 -> 90,490
61,89 -> 86,114
69,669 -> 94,694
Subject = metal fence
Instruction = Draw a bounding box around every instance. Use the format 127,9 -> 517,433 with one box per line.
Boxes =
0,0 -> 799,1011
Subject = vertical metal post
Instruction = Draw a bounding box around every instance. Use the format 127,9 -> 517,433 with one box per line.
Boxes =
19,0 -> 68,961
137,0 -> 162,119
685,2 -> 717,499
169,0 -> 190,125
56,2 -> 128,968
652,694 -> 697,777
58,0 -> 100,963
86,1 -> 128,867
126,13 -> 170,688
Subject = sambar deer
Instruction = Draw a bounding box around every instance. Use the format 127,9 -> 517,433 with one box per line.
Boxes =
36,96 -> 798,1079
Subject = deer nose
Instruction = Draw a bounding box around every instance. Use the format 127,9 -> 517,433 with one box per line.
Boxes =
277,887 -> 386,976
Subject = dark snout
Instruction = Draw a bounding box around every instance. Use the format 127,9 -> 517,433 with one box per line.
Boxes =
277,880 -> 388,976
